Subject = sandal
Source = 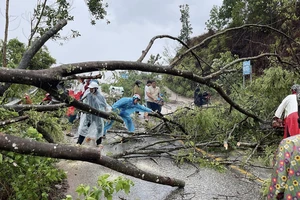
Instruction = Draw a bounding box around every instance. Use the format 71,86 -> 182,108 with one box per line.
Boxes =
66,133 -> 74,137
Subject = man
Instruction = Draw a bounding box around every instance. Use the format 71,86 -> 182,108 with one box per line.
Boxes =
144,80 -> 152,121
76,81 -> 107,147
133,80 -> 143,115
273,84 -> 300,138
146,80 -> 162,113
103,94 -> 153,135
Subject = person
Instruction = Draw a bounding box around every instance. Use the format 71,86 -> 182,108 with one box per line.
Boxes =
146,80 -> 162,113
273,84 -> 300,138
24,94 -> 32,104
133,80 -> 143,115
74,78 -> 85,99
103,94 -> 153,135
76,81 -> 107,147
66,89 -> 80,137
267,134 -> 300,199
144,80 -> 152,121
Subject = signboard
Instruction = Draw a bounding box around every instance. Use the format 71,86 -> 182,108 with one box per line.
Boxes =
120,73 -> 128,79
243,61 -> 251,75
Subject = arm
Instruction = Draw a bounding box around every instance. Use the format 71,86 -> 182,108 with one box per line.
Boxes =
146,90 -> 155,101
275,96 -> 289,118
111,98 -> 129,111
135,104 -> 153,113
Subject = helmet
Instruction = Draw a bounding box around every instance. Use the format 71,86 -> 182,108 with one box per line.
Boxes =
133,94 -> 141,100
135,80 -> 142,85
291,84 -> 300,93
88,81 -> 99,89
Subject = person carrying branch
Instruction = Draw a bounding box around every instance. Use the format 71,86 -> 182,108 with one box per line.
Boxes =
272,84 -> 300,138
103,94 -> 153,135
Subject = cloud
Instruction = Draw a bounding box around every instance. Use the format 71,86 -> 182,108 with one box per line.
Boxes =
0,0 -> 223,64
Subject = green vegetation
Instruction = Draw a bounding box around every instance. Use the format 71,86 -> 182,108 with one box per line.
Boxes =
63,174 -> 134,200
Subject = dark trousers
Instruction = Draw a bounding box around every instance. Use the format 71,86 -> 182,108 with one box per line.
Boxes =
77,135 -> 102,145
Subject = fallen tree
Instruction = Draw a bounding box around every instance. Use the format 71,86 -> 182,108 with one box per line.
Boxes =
0,133 -> 185,188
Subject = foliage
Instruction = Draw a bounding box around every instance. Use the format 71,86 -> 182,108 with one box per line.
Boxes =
0,127 -> 66,200
0,39 -> 56,69
174,149 -> 226,172
63,174 -> 134,200
178,4 -> 193,43
86,0 -> 109,25
206,0 -> 300,30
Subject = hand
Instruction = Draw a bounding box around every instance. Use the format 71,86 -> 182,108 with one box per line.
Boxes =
272,118 -> 283,128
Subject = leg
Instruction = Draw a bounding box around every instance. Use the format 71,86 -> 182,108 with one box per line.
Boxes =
104,120 -> 115,135
123,116 -> 135,132
76,135 -> 85,145
96,137 -> 102,145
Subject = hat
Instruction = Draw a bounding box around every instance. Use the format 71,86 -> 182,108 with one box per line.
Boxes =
88,81 -> 99,89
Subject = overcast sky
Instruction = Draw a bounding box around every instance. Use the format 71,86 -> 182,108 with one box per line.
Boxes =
0,0 -> 223,65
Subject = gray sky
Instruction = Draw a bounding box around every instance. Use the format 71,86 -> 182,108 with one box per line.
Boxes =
0,0 -> 222,65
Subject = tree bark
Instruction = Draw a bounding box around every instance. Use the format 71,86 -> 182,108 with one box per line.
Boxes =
0,133 -> 185,188
2,0 -> 10,68
1,103 -> 67,112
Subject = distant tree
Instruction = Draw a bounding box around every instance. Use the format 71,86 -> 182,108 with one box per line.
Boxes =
0,39 -> 55,69
178,4 -> 193,43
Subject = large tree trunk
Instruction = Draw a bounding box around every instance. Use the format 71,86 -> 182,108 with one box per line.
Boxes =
0,133 -> 185,188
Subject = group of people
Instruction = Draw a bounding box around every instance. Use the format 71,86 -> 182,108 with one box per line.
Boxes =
268,84 -> 300,199
133,79 -> 164,121
67,78 -> 163,148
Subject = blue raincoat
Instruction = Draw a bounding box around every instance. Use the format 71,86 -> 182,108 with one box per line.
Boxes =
77,90 -> 107,140
104,97 -> 152,133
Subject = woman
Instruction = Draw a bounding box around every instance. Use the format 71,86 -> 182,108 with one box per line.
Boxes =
76,81 -> 107,147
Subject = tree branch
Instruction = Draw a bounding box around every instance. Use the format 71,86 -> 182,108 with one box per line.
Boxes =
0,19 -> 68,95
0,133 -> 185,188
1,103 -> 67,112
137,35 -> 204,71
0,61 -> 266,123
170,23 -> 299,67
0,115 -> 29,127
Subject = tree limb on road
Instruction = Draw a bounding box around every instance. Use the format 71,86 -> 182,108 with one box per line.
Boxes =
1,103 -> 67,112
0,133 -> 185,188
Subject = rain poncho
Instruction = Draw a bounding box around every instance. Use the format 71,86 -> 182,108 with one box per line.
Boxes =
275,94 -> 300,138
267,135 -> 300,199
77,90 -> 107,140
104,97 -> 152,133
